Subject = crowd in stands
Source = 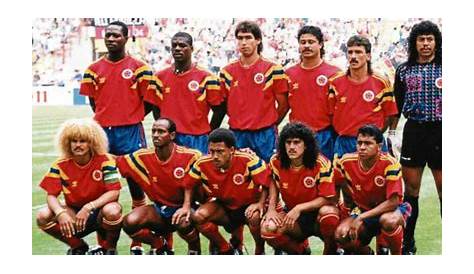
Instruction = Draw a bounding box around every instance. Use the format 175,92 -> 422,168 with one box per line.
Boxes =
32,18 -> 441,87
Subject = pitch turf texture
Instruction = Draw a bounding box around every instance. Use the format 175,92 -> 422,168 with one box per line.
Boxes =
32,106 -> 442,255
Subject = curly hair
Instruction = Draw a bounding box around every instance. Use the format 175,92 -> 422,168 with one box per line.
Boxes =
278,122 -> 319,169
407,20 -> 442,65
297,25 -> 325,58
55,118 -> 109,159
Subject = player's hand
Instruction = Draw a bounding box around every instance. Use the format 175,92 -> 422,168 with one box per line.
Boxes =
387,130 -> 401,159
57,211 -> 76,238
283,207 -> 301,229
245,202 -> 264,218
172,206 -> 191,225
349,216 -> 363,241
75,207 -> 91,233
263,209 -> 282,227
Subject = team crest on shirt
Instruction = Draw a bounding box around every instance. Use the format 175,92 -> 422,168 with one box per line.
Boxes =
374,175 -> 386,187
303,176 -> 316,188
92,170 -> 103,181
233,174 -> 245,185
316,75 -> 328,86
173,167 -> 185,179
188,80 -> 200,92
362,90 -> 375,102
435,77 -> 442,89
254,73 -> 265,84
121,68 -> 134,79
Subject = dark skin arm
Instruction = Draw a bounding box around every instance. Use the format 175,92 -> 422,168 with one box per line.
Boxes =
275,93 -> 289,126
89,97 -> 96,112
210,101 -> 227,130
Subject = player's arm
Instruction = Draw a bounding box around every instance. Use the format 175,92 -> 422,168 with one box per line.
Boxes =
356,193 -> 399,221
283,196 -> 330,229
89,97 -> 96,112
275,92 -> 289,125
46,194 -> 76,238
76,189 -> 120,232
172,187 -> 193,224
144,101 -> 158,118
210,100 -> 227,130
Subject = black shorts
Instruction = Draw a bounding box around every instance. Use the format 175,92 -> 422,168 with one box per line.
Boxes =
222,204 -> 248,233
284,207 -> 318,239
400,119 -> 441,170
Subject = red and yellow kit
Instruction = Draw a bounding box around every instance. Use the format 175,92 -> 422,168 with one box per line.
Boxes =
116,145 -> 201,207
286,62 -> 340,131
329,73 -> 398,136
219,58 -> 288,130
333,152 -> 403,211
39,154 -> 121,208
146,65 -> 224,135
80,55 -> 154,127
184,151 -> 271,209
269,154 -> 336,210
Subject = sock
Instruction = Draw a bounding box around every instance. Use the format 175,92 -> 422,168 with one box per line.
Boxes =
381,226 -> 403,255
130,198 -> 147,248
230,225 -> 244,250
101,216 -> 122,249
164,232 -> 174,249
130,228 -> 165,249
198,222 -> 231,253
376,233 -> 389,253
319,213 -> 340,255
178,228 -> 201,252
40,221 -> 85,249
265,233 -> 305,254
403,195 -> 419,247
248,224 -> 265,255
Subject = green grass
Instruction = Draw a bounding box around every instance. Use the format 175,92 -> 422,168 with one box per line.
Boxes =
32,105 -> 441,255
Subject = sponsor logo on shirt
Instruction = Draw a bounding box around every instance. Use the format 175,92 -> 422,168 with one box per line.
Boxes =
233,173 -> 245,185
254,73 -> 265,84
188,80 -> 200,92
303,176 -> 316,188
121,68 -> 134,79
362,90 -> 375,102
374,175 -> 385,187
92,170 -> 103,181
316,75 -> 328,86
173,167 -> 185,179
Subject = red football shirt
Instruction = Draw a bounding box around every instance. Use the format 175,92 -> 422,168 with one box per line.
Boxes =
80,55 -> 154,127
184,151 -> 271,209
333,152 -> 403,211
116,145 -> 201,207
145,65 -> 224,135
286,61 -> 341,131
220,58 -> 289,130
329,73 -> 398,136
39,154 -> 121,208
269,154 -> 336,210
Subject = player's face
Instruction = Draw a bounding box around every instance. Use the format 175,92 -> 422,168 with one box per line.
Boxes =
285,138 -> 306,161
299,34 -> 321,60
104,25 -> 127,53
416,34 -> 436,61
209,142 -> 234,170
347,45 -> 370,71
356,134 -> 381,161
236,31 -> 260,57
171,36 -> 193,63
70,138 -> 91,157
152,120 -> 175,148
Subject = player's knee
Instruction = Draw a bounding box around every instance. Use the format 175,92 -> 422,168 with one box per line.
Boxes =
246,211 -> 261,228
318,205 -> 339,218
102,202 -> 122,221
36,207 -> 54,226
379,212 -> 401,232
176,216 -> 193,230
123,212 -> 141,233
261,219 -> 282,239
192,209 -> 210,225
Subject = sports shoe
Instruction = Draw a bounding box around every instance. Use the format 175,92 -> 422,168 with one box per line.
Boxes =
377,247 -> 390,255
209,246 -> 219,255
302,246 -> 312,255
274,249 -> 288,255
335,248 -> 345,255
87,246 -> 106,255
130,246 -> 144,255
402,243 -> 417,255
187,250 -> 201,255
66,244 -> 89,255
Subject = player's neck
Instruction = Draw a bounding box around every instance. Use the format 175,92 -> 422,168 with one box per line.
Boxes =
348,67 -> 369,83
240,53 -> 260,67
106,51 -> 126,62
417,55 -> 435,64
73,152 -> 92,166
156,143 -> 175,162
174,61 -> 192,74
301,56 -> 323,69
290,158 -> 304,169
359,156 -> 377,171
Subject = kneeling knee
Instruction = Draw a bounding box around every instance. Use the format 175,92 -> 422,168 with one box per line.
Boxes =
192,209 -> 210,225
36,207 -> 54,226
379,213 -> 401,232
102,202 -> 122,221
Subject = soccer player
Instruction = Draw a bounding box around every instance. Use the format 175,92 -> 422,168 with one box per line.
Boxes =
261,122 -> 340,255
36,118 -> 122,255
391,20 -> 442,255
329,35 -> 398,159
80,20 -> 155,254
172,128 -> 270,255
333,124 -> 411,255
146,32 -> 226,154
219,20 -> 289,163
116,118 -> 202,254
285,26 -> 341,160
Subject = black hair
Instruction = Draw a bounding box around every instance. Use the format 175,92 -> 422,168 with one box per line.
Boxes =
156,117 -> 176,134
357,124 -> 383,144
346,35 -> 372,75
278,122 -> 319,169
172,32 -> 193,47
208,128 -> 236,148
235,21 -> 263,54
407,20 -> 442,65
297,25 -> 325,58
108,21 -> 128,37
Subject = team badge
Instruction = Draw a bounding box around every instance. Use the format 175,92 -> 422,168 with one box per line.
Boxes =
92,170 -> 103,181
316,75 -> 328,86
173,167 -> 185,179
233,174 -> 245,185
374,175 -> 385,187
254,73 -> 265,84
121,68 -> 134,79
362,90 -> 375,102
303,176 -> 316,188
188,80 -> 200,91
435,77 -> 442,89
